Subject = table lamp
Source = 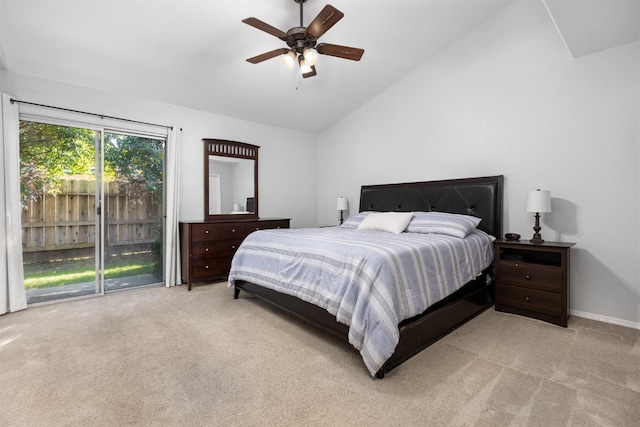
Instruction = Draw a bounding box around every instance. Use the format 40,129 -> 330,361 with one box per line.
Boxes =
336,196 -> 348,225
526,189 -> 551,244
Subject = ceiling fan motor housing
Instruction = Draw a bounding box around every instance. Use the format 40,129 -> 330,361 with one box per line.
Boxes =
286,27 -> 317,53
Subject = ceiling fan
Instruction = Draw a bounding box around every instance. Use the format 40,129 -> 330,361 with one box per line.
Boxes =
242,0 -> 364,78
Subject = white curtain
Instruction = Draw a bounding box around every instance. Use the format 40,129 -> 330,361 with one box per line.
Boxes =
0,94 -> 27,314
164,125 -> 181,287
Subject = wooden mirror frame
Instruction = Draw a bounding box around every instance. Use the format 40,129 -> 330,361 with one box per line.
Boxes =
204,139 -> 259,221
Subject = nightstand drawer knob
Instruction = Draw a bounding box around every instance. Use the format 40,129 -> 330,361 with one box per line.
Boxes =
525,296 -> 531,302
231,245 -> 236,249
205,265 -> 209,269
205,230 -> 209,234
525,274 -> 531,280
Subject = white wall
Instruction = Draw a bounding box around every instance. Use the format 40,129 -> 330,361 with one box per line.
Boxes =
0,69 -> 318,228
317,0 -> 640,328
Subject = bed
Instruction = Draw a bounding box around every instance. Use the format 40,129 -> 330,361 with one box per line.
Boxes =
230,175 -> 503,378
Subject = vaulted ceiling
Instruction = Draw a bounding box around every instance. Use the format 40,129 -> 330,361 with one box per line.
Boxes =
0,0 -> 637,133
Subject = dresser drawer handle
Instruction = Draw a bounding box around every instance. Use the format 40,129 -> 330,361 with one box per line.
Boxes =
205,248 -> 209,252
205,265 -> 209,269
232,228 -> 236,233
231,245 -> 236,249
205,230 -> 209,234
524,296 -> 531,302
525,274 -> 531,280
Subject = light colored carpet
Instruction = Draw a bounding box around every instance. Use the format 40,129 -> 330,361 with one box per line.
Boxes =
1,282 -> 639,426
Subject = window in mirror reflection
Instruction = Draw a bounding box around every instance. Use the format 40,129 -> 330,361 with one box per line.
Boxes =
208,156 -> 255,215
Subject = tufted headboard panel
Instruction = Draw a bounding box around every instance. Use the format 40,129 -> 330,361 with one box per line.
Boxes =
359,175 -> 504,238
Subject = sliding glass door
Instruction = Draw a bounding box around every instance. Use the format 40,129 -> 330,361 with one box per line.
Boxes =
102,132 -> 164,292
20,122 -> 165,304
20,122 -> 101,303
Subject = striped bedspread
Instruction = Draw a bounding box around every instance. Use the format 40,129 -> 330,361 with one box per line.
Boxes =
228,227 -> 494,376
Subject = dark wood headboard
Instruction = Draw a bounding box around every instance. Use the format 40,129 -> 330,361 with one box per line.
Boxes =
359,175 -> 504,238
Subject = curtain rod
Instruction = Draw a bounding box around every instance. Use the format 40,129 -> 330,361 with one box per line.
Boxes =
10,98 -> 176,131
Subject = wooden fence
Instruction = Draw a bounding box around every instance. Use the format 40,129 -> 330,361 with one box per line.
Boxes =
22,178 -> 162,259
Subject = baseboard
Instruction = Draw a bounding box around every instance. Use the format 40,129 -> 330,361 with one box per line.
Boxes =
570,309 -> 640,331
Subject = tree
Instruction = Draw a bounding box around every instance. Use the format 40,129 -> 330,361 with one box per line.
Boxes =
19,121 -> 95,204
19,122 -> 164,204
103,133 -> 164,201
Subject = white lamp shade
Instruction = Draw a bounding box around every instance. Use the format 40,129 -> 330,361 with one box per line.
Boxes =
526,190 -> 552,213
280,51 -> 296,69
303,48 -> 318,66
299,61 -> 312,74
336,196 -> 348,211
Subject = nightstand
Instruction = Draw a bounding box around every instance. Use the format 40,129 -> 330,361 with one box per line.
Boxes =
494,240 -> 575,327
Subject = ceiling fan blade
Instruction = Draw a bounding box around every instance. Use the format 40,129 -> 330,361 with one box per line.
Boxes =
316,43 -> 364,61
242,17 -> 289,41
307,5 -> 344,39
246,48 -> 290,64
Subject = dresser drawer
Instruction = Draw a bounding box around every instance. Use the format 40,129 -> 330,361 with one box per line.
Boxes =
192,239 -> 243,259
192,223 -> 246,241
497,262 -> 562,292
245,219 -> 290,234
496,284 -> 562,317
192,258 -> 231,280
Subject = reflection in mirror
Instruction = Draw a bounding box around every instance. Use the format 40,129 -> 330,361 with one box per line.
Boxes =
204,139 -> 259,221
208,156 -> 255,215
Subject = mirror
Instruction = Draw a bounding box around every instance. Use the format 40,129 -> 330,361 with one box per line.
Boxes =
204,139 -> 259,221
208,156 -> 254,214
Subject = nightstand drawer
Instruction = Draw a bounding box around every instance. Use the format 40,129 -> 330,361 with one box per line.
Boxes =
192,239 -> 243,259
497,262 -> 562,292
192,223 -> 246,241
496,284 -> 562,317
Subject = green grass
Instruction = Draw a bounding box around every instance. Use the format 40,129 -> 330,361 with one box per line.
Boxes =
24,258 -> 154,289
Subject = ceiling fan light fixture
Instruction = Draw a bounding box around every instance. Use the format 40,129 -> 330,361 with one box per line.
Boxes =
298,54 -> 312,74
301,65 -> 317,79
300,63 -> 313,74
303,48 -> 318,66
280,50 -> 296,69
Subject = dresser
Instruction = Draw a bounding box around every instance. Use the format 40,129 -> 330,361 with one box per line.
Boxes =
180,218 -> 290,290
494,240 -> 575,327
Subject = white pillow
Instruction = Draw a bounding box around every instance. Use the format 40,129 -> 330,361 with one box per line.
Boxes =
357,212 -> 413,234
405,211 -> 481,238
